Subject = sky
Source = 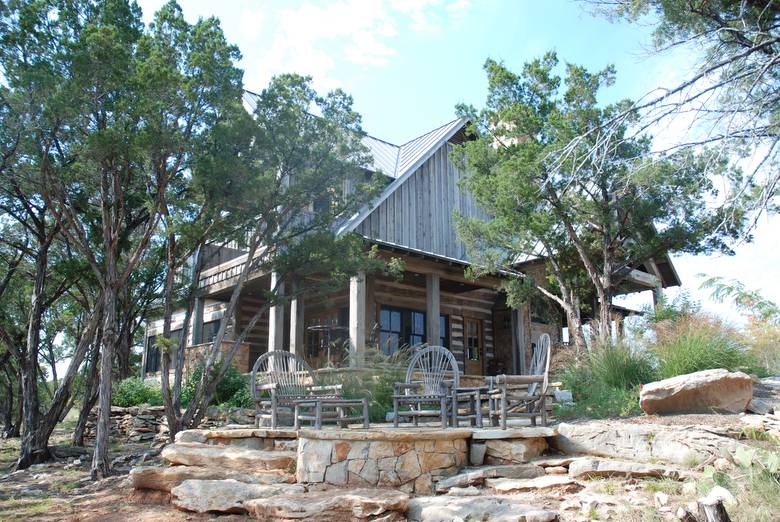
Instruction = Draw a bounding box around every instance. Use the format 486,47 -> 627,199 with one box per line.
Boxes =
134,0 -> 780,326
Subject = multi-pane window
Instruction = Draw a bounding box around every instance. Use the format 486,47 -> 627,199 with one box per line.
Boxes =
379,306 -> 448,355
202,320 -> 220,343
144,329 -> 181,373
465,318 -> 482,361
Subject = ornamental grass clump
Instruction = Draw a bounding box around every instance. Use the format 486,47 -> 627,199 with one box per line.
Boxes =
652,314 -> 754,379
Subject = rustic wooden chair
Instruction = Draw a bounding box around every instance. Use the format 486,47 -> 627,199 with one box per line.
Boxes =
392,345 -> 459,429
487,333 -> 552,429
250,350 -> 342,429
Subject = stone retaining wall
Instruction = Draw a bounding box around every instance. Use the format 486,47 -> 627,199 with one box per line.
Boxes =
295,429 -> 471,494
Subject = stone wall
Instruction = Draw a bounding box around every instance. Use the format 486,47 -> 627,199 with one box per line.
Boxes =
296,429 -> 470,494
84,405 -> 257,446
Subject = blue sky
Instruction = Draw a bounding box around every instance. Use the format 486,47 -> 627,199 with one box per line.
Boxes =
137,0 -> 779,324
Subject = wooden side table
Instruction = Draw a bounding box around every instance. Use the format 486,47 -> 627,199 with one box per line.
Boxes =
451,386 -> 487,427
293,397 -> 370,429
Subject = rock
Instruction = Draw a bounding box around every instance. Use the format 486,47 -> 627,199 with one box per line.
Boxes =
469,442 -> 486,466
552,420 -> 747,466
171,479 -> 303,513
446,486 -> 481,496
713,458 -> 731,472
748,398 -> 774,415
130,465 -> 293,491
568,458 -> 681,479
470,427 -> 556,440
434,464 -> 545,493
655,492 -> 670,508
244,488 -> 409,521
486,475 -> 583,493
554,390 -> 573,403
545,466 -> 567,475
704,485 -> 737,506
640,369 -> 752,415
407,496 -> 558,522
484,438 -> 548,464
161,443 -> 295,473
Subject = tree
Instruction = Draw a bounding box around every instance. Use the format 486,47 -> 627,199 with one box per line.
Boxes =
583,0 -> 780,222
157,73 -> 383,439
1,0 -> 244,477
455,53 -> 742,348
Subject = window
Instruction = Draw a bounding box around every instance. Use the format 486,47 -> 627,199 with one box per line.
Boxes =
465,318 -> 482,361
202,320 -> 220,343
379,306 -> 448,354
144,329 -> 181,374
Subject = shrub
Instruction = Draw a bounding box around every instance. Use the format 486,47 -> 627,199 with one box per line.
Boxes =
181,363 -> 250,408
652,314 -> 755,379
112,377 -> 163,407
557,362 -> 643,419
589,342 -> 656,390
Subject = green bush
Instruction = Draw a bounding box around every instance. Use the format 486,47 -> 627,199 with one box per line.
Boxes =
589,342 -> 656,390
181,363 -> 250,408
112,377 -> 163,407
557,361 -> 644,419
652,314 -> 756,379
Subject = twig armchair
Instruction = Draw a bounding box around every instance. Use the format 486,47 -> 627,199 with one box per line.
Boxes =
392,345 -> 459,429
250,350 -> 342,429
487,333 -> 552,428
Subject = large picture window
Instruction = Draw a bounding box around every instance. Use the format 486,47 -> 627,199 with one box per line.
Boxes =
379,306 -> 448,354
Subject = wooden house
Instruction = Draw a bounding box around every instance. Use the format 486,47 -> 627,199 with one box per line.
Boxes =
142,115 -> 680,378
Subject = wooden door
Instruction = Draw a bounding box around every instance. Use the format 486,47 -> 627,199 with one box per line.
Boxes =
464,317 -> 484,375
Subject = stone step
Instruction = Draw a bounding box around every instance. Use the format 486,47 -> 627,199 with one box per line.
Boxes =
171,479 -> 304,514
407,496 -> 558,522
161,442 -> 296,473
130,465 -> 294,492
434,464 -> 545,493
486,475 -> 583,493
567,458 -> 683,480
244,487 -> 410,521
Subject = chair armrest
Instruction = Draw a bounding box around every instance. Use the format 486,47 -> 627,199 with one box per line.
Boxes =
310,384 -> 342,393
255,383 -> 280,391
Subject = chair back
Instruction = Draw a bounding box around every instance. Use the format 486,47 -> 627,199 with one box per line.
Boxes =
251,350 -> 315,399
528,333 -> 551,396
405,345 -> 460,395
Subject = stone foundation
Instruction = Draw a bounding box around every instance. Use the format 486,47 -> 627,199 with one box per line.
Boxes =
296,429 -> 471,494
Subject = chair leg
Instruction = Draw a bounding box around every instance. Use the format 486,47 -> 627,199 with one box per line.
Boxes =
500,393 -> 507,430
271,394 -> 278,430
440,396 -> 447,429
294,403 -> 301,430
362,398 -> 369,429
393,398 -> 399,428
475,394 -> 482,428
451,394 -> 458,428
315,400 -> 322,430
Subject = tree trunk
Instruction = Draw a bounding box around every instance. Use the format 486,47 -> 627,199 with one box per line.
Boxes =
16,246 -> 49,469
116,285 -> 132,380
1,369 -> 14,438
73,340 -> 101,447
9,374 -> 22,438
91,281 -> 117,479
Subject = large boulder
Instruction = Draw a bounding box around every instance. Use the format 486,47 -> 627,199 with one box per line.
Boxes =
130,465 -> 293,492
639,369 -> 752,415
552,420 -> 747,466
406,496 -> 558,522
244,488 -> 409,521
171,479 -> 303,513
161,442 -> 295,473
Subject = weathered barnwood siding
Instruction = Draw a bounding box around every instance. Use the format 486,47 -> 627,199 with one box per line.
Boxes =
357,143 -> 488,261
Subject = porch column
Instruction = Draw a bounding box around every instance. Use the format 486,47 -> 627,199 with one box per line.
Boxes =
426,273 -> 440,345
268,272 -> 285,352
289,278 -> 305,359
349,270 -> 366,367
192,296 -> 205,345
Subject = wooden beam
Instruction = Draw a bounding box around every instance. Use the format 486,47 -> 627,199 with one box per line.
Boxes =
349,270 -> 366,367
625,269 -> 661,288
268,272 -> 284,352
426,273 -> 441,345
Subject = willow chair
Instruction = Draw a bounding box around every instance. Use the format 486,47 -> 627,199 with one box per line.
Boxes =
250,350 -> 342,428
392,345 -> 460,429
487,333 -> 552,428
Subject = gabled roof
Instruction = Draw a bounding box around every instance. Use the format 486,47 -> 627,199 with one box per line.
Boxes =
337,117 -> 467,234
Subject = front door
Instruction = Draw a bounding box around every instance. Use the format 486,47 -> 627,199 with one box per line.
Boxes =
464,317 -> 484,375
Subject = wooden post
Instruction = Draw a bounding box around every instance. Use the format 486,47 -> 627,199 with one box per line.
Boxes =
268,272 -> 285,353
652,285 -> 664,309
426,273 -> 440,345
349,270 -> 366,367
192,296 -> 205,345
289,278 -> 304,359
